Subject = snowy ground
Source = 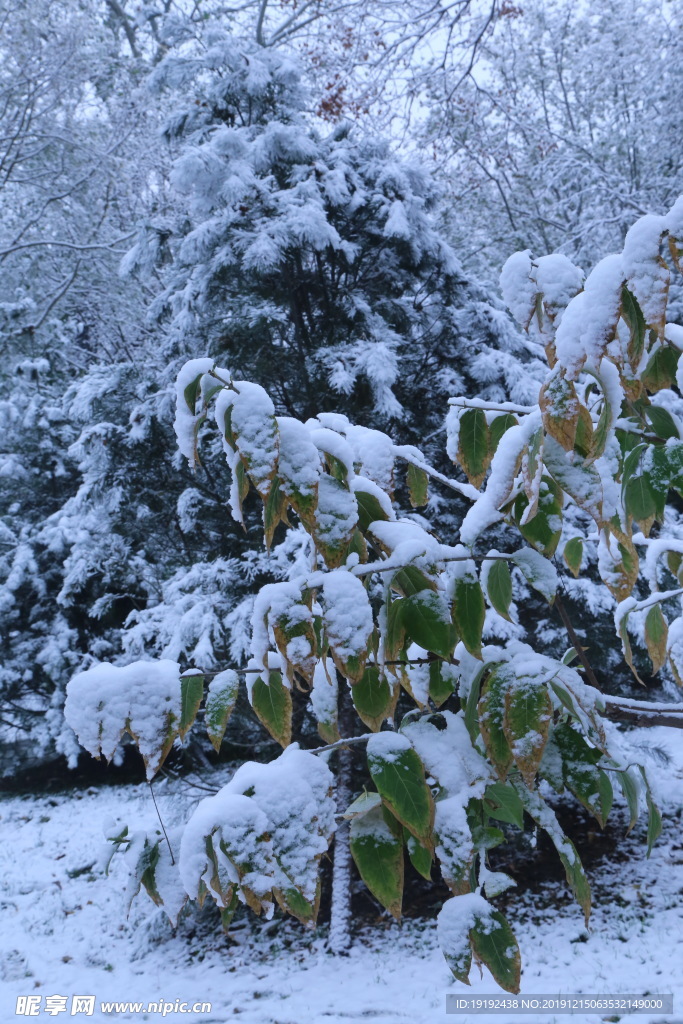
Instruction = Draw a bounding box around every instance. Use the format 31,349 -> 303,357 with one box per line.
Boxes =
1,726 -> 683,1024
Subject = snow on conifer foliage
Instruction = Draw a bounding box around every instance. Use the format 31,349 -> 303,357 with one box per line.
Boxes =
128,29 -> 544,439
64,196 -> 683,989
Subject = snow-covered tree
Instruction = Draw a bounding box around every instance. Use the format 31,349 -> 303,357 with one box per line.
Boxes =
128,31 -> 539,437
65,196 -> 683,990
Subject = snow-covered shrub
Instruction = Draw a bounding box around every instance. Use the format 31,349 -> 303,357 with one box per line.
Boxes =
66,198 -> 683,992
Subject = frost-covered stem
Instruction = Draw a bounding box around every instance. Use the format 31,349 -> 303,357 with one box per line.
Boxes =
313,733 -> 372,756
207,368 -> 232,388
352,554 -> 508,577
328,682 -> 355,954
393,446 -> 480,501
447,397 -> 535,415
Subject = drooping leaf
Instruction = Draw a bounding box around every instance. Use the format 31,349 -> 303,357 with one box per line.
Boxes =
428,660 -> 456,707
470,908 -> 521,995
554,722 -> 612,828
452,577 -> 486,658
457,408 -> 492,487
638,766 -> 663,856
514,782 -> 591,924
355,489 -> 391,532
179,673 -> 204,739
366,733 -> 434,845
250,672 -> 292,747
402,590 -> 457,660
641,345 -> 679,393
484,559 -> 513,621
478,666 -> 513,779
405,831 -> 432,880
644,602 -> 668,675
616,769 -> 640,833
624,474 -> 657,523
622,286 -> 646,373
205,670 -> 239,753
350,805 -> 404,919
503,679 -> 553,786
483,782 -> 525,829
540,368 -> 580,452
490,413 -> 518,452
510,548 -> 558,603
563,538 -> 583,577
352,666 -> 397,732
406,463 -> 429,507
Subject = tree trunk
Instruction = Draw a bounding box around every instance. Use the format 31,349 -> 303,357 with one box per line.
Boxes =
328,680 -> 354,954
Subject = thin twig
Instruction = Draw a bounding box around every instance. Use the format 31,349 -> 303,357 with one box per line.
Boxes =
148,780 -> 175,864
553,591 -> 602,692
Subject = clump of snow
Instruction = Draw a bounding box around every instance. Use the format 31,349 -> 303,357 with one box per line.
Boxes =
64,660 -> 183,779
366,730 -> 412,767
321,569 -> 373,664
500,250 -> 536,330
555,254 -> 624,377
173,358 -> 214,468
310,658 -> 338,732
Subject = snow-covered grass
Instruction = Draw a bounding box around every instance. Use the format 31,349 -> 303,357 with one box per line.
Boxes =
1,726 -> 683,1024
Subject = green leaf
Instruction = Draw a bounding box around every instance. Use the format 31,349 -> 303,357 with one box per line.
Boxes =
457,409 -> 491,487
367,734 -> 434,845
484,559 -> 512,621
641,346 -> 679,393
205,670 -> 239,753
219,891 -> 240,933
622,286 -> 646,372
355,489 -> 390,532
343,791 -> 382,819
452,577 -> 485,658
638,767 -> 662,856
644,603 -> 668,674
274,884 -> 319,925
406,463 -> 428,507
648,405 -> 680,440
250,671 -> 292,748
263,476 -> 287,550
428,660 -> 456,707
464,662 -> 495,744
510,548 -> 558,603
179,673 -> 204,739
514,782 -> 591,924
503,680 -> 553,786
405,831 -> 432,880
554,723 -> 611,828
350,805 -> 404,918
540,369 -> 580,452
624,475 -> 657,522
483,782 -> 525,829
478,666 -> 513,779
385,598 -> 406,660
352,666 -> 396,732
183,372 -> 205,413
490,413 -> 518,452
470,908 -> 521,994
390,565 -> 437,597
514,481 -> 563,558
438,898 -> 473,984
563,538 -> 583,578
616,769 -> 640,832
402,590 -> 457,660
